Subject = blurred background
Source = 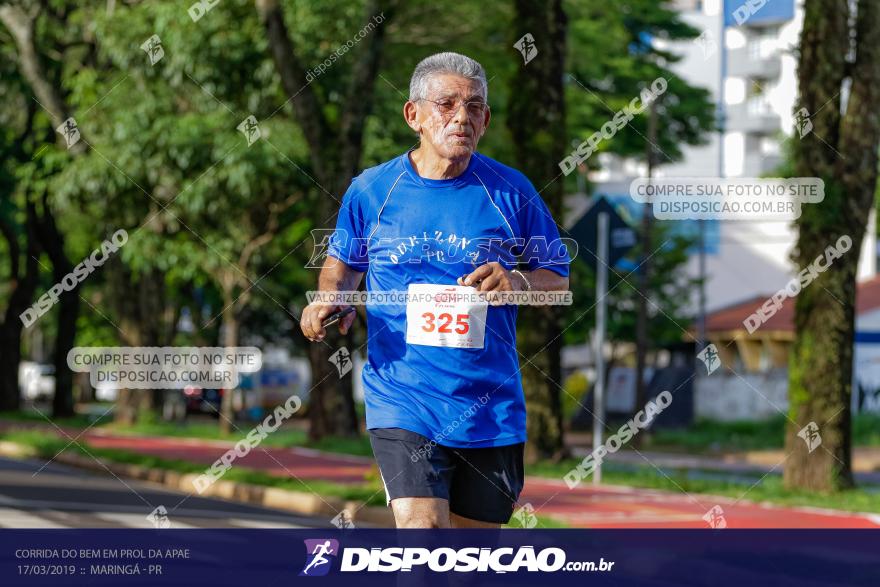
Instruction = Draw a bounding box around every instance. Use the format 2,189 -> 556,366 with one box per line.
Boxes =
1,0 -> 878,529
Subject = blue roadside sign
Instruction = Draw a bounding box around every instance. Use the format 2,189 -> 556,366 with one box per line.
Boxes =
568,196 -> 637,272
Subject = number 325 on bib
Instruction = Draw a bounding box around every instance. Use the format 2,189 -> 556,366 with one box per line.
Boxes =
405,284 -> 488,349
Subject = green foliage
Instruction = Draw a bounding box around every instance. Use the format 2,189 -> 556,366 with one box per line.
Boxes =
2,0 -> 717,378
649,413 -> 880,452
562,215 -> 701,347
565,0 -> 715,175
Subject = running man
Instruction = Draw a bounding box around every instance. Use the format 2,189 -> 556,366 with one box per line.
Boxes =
301,540 -> 334,575
301,52 -> 570,528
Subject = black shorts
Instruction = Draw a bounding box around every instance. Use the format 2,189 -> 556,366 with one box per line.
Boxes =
368,427 -> 525,524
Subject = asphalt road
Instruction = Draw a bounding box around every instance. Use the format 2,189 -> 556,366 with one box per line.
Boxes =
0,456 -> 334,529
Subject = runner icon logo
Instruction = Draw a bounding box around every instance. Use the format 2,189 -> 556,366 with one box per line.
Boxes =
797,422 -> 822,453
702,505 -> 727,529
300,539 -> 340,577
696,344 -> 721,375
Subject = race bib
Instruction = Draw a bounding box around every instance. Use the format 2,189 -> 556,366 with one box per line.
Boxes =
405,284 -> 488,349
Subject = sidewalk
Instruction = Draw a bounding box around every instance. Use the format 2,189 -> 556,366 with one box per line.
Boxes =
565,430 -> 880,480
577,448 -> 880,486
4,421 -> 875,529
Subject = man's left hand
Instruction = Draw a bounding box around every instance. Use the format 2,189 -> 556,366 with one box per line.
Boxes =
457,262 -> 526,305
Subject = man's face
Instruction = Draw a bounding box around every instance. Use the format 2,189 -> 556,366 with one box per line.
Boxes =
405,73 -> 490,160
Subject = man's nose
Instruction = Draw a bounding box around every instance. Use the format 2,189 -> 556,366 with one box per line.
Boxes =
450,101 -> 469,125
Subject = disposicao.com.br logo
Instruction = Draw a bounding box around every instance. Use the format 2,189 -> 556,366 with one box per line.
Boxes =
298,538 -> 614,575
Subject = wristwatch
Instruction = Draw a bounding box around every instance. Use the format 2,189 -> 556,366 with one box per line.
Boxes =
510,269 -> 532,291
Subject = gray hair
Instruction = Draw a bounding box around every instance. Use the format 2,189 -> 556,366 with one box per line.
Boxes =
408,52 -> 488,102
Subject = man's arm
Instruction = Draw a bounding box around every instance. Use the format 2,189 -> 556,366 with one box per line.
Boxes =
458,262 -> 569,303
513,267 -> 569,292
301,255 -> 365,342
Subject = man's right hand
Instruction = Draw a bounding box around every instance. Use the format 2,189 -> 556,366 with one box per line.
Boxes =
301,303 -> 356,342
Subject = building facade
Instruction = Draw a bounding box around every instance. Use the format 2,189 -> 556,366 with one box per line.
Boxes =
584,0 -> 876,314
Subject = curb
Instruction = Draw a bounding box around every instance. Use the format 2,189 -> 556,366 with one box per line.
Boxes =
0,441 -> 395,527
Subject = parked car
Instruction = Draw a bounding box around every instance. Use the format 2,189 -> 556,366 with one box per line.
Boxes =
183,386 -> 224,417
18,362 -> 55,401
94,381 -> 119,402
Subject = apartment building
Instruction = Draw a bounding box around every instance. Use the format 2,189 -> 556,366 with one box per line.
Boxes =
585,0 -> 876,313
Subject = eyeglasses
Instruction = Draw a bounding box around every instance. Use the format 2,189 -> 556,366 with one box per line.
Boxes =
418,97 -> 489,119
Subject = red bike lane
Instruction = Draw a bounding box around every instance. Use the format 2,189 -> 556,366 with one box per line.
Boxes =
79,430 -> 880,529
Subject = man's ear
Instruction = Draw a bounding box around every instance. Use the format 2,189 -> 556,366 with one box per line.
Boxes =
403,101 -> 421,133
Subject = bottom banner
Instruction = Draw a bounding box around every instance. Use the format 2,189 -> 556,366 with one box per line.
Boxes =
1,529 -> 877,586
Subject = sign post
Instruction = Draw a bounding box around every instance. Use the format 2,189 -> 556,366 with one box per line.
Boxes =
569,196 -> 637,485
593,211 -> 609,485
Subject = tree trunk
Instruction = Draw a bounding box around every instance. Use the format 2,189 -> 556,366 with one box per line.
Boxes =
109,262 -> 172,425
219,298 -> 238,435
33,192 -> 79,418
50,287 -> 78,417
301,169 -> 361,440
255,0 -> 392,440
307,329 -> 359,440
139,268 -> 172,414
507,0 -> 568,463
1,3 -> 92,415
113,388 -> 152,427
0,199 -> 40,412
0,5 -> 86,155
786,0 -> 880,491
633,99 -> 658,447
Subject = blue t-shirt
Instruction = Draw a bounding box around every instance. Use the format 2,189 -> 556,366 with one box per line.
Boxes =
327,150 -> 570,448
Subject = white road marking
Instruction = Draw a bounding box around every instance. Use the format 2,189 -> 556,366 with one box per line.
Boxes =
229,518 -> 306,529
0,507 -> 68,528
94,512 -> 200,529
